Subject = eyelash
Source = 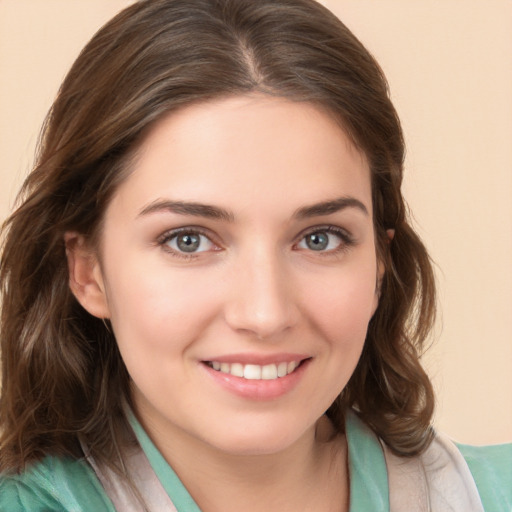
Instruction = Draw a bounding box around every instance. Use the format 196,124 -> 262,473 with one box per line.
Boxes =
294,225 -> 356,256
157,225 -> 355,260
157,227 -> 220,260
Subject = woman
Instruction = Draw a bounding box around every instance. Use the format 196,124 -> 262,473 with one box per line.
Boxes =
0,0 -> 510,510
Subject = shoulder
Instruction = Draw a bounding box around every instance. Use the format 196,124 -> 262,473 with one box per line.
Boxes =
457,441 -> 512,511
0,455 -> 115,512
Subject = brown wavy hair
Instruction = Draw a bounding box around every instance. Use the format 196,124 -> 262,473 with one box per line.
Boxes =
0,0 -> 435,473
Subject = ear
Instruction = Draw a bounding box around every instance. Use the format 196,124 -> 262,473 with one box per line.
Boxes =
64,232 -> 111,319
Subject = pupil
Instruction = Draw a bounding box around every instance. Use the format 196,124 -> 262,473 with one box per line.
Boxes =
177,234 -> 200,252
307,232 -> 328,251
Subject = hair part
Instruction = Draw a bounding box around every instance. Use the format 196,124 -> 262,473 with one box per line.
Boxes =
0,0 -> 436,473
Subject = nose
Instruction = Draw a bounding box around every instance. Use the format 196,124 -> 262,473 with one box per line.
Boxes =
223,248 -> 299,340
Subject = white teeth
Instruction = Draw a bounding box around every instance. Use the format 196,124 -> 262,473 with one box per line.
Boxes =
287,361 -> 298,373
277,362 -> 288,377
208,360 -> 302,380
230,363 -> 244,377
244,364 -> 261,380
261,364 -> 278,380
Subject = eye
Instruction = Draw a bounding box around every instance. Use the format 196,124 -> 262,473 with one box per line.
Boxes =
296,227 -> 352,253
162,230 -> 216,254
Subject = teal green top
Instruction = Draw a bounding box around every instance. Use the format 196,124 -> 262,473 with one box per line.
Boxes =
1,414 -> 510,511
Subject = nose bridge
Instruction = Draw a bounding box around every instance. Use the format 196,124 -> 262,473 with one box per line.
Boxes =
224,242 -> 297,339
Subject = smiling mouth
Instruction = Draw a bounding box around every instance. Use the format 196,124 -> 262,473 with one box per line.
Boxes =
204,360 -> 308,380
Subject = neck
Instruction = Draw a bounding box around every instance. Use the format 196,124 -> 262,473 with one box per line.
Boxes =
136,408 -> 349,512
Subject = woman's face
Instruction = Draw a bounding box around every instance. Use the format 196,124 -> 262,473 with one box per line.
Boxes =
80,95 -> 381,456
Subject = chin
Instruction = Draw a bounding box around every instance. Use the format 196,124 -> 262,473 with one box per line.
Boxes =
199,417 -> 318,457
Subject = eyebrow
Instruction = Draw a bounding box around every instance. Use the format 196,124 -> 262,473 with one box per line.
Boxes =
293,197 -> 369,219
138,200 -> 234,222
137,196 -> 368,222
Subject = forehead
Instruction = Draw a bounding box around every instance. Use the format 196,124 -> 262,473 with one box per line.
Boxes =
109,95 -> 372,220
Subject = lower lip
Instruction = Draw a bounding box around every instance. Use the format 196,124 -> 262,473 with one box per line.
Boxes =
201,359 -> 310,401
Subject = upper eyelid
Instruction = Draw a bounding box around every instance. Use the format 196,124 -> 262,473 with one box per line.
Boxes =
293,226 -> 356,255
157,227 -> 221,259
295,224 -> 354,241
156,224 -> 354,249
158,225 -> 218,243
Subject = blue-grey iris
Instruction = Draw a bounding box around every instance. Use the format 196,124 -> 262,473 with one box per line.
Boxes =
177,234 -> 200,252
306,232 -> 328,251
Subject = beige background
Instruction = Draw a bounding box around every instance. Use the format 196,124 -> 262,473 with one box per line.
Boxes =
1,0 -> 511,444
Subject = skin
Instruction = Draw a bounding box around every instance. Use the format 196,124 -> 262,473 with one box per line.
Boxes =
67,95 -> 383,511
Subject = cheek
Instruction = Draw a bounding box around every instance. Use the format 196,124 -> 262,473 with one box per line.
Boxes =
302,259 -> 378,343
102,253 -> 223,357
305,264 -> 377,399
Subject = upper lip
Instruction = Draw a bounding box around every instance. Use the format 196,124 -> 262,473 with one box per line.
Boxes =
201,353 -> 311,365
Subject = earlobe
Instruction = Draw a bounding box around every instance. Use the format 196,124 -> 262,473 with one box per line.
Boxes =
64,232 -> 111,319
